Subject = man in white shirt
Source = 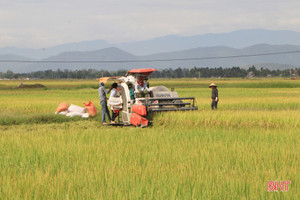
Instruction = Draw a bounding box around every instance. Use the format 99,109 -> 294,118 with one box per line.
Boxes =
134,76 -> 150,97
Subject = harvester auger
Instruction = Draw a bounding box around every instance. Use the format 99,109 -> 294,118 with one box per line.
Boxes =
98,68 -> 198,127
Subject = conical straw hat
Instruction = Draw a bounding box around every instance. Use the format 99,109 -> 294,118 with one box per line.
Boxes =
209,83 -> 217,87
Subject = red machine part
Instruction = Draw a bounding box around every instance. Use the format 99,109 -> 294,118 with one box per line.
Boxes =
127,68 -> 157,76
130,113 -> 148,127
132,105 -> 147,116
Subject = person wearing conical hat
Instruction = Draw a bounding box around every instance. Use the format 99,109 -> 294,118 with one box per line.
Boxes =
209,83 -> 219,110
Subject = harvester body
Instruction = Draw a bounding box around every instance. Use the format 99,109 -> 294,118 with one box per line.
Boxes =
99,68 -> 197,127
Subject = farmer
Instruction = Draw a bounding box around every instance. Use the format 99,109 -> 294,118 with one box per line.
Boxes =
99,81 -> 111,125
134,76 -> 150,97
110,83 -> 120,124
209,83 -> 219,110
127,82 -> 135,100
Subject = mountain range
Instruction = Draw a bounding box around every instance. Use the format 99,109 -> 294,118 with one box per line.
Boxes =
1,29 -> 300,72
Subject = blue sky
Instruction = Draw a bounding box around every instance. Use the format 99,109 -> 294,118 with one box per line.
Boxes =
1,0 -> 300,48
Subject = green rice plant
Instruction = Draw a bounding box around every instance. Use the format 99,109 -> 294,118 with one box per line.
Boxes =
0,122 -> 298,199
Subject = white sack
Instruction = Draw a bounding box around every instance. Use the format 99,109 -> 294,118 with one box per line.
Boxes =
58,111 -> 68,115
108,97 -> 123,110
68,104 -> 86,113
108,97 -> 123,107
81,113 -> 89,118
66,112 -> 89,118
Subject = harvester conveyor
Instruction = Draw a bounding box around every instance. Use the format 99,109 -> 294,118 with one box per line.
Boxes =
141,97 -> 198,112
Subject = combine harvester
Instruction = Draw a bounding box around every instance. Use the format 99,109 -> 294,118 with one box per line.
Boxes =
99,68 -> 197,127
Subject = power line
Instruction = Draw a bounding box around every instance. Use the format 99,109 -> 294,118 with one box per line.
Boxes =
0,50 -> 300,64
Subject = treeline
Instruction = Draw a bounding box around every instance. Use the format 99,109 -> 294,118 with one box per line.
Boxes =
152,66 -> 297,78
0,66 -> 298,79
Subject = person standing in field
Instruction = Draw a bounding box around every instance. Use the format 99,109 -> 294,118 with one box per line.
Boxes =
110,83 -> 120,124
209,83 -> 219,110
99,82 -> 111,125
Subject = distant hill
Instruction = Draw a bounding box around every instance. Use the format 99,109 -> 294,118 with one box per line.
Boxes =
117,29 -> 300,55
44,47 -> 137,61
23,47 -> 139,72
1,29 -> 300,59
140,44 -> 300,69
1,44 -> 299,73
0,54 -> 34,72
0,54 -> 33,61
0,39 -> 112,60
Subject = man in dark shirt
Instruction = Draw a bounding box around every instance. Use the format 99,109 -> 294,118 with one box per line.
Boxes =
209,83 -> 219,110
99,82 -> 112,125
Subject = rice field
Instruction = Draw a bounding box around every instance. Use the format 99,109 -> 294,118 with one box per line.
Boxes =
0,78 -> 299,199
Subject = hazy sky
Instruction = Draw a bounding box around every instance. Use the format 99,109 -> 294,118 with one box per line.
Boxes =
1,0 -> 300,48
